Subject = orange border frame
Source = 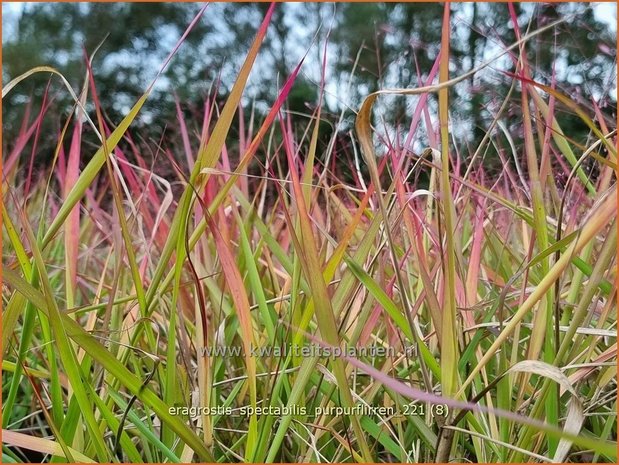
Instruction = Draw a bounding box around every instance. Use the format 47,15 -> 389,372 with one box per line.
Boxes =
0,1 -> 617,464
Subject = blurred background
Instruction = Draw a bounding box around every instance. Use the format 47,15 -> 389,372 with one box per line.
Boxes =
2,2 -> 617,173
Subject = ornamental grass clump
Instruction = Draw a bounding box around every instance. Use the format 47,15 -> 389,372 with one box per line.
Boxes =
2,3 -> 616,463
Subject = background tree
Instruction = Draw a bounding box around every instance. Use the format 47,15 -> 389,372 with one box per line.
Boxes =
2,2 -> 616,171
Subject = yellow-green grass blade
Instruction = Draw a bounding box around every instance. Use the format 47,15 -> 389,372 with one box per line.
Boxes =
529,89 -> 596,195
41,92 -> 148,249
437,4 -> 459,401
2,267 -> 40,429
511,218 -> 617,461
520,61 -> 558,451
2,206 -> 33,355
343,256 -> 413,340
39,7 -> 207,250
106,391 -> 181,463
2,361 -> 48,379
145,4 -> 276,309
204,209 -> 259,459
265,354 -> 318,462
234,208 -> 276,344
284,153 -> 374,460
3,268 -> 214,461
87,390 -> 142,463
2,205 -> 32,277
290,187 -> 374,351
2,430 -> 95,463
16,208 -> 110,460
457,184 -> 616,396
509,74 -> 617,158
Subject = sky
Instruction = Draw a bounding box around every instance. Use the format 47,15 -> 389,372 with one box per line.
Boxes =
594,1 -> 618,33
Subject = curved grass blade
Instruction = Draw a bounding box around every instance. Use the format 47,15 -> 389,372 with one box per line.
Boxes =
3,268 -> 214,462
